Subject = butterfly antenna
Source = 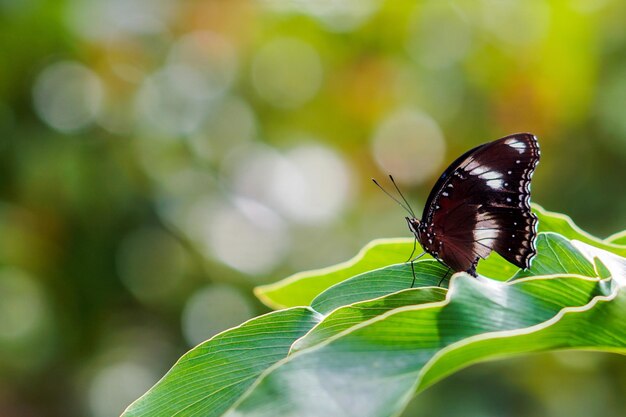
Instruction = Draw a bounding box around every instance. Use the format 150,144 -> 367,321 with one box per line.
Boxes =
372,178 -> 413,216
388,175 -> 417,218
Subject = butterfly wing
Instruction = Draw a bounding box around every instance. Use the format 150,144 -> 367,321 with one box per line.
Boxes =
419,133 -> 540,272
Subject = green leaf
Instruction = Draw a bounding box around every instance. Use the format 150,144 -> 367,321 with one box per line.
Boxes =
121,308 -> 321,417
124,205 -> 626,417
222,242 -> 625,417
534,204 -> 626,257
293,287 -> 447,353
606,230 -> 626,246
310,260 -> 448,315
417,285 -> 625,393
226,272 -> 617,417
511,232 -> 596,279
475,251 -> 520,280
254,238 -> 419,309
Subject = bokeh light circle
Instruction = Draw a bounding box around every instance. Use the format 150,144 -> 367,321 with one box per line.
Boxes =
251,37 -> 323,109
228,143 -> 352,224
261,0 -> 382,32
87,361 -> 157,417
65,0 -> 173,41
571,0 -> 610,13
187,196 -> 289,275
406,3 -> 473,69
33,61 -> 104,133
0,268 -> 47,343
116,227 -> 188,304
168,31 -> 238,101
302,0 -> 382,32
270,144 -> 352,224
227,145 -> 288,205
134,64 -> 211,136
371,108 -> 446,185
481,0 -> 551,46
181,284 -> 254,347
188,96 -> 257,161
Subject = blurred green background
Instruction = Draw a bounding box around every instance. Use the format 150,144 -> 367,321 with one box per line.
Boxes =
1,0 -> 626,416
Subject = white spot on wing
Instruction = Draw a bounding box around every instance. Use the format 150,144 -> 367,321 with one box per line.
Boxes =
486,179 -> 504,190
470,165 -> 506,189
464,158 -> 480,171
480,171 -> 502,180
474,228 -> 500,241
505,138 -> 527,154
472,211 -> 501,258
476,212 -> 499,231
470,166 -> 488,176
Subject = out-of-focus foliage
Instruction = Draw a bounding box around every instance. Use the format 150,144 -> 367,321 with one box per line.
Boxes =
0,1 -> 625,416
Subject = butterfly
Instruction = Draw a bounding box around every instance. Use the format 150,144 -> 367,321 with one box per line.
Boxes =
374,133 -> 540,281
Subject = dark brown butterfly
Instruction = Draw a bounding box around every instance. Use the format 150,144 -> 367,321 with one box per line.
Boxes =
375,133 -> 540,280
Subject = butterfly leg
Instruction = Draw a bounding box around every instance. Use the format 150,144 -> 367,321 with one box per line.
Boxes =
406,238 -> 417,262
407,251 -> 427,288
466,261 -> 478,277
438,267 -> 451,287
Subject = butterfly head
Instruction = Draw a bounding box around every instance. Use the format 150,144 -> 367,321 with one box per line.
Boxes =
405,217 -> 421,239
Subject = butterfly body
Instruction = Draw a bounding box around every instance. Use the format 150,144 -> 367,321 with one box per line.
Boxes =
406,133 -> 540,276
